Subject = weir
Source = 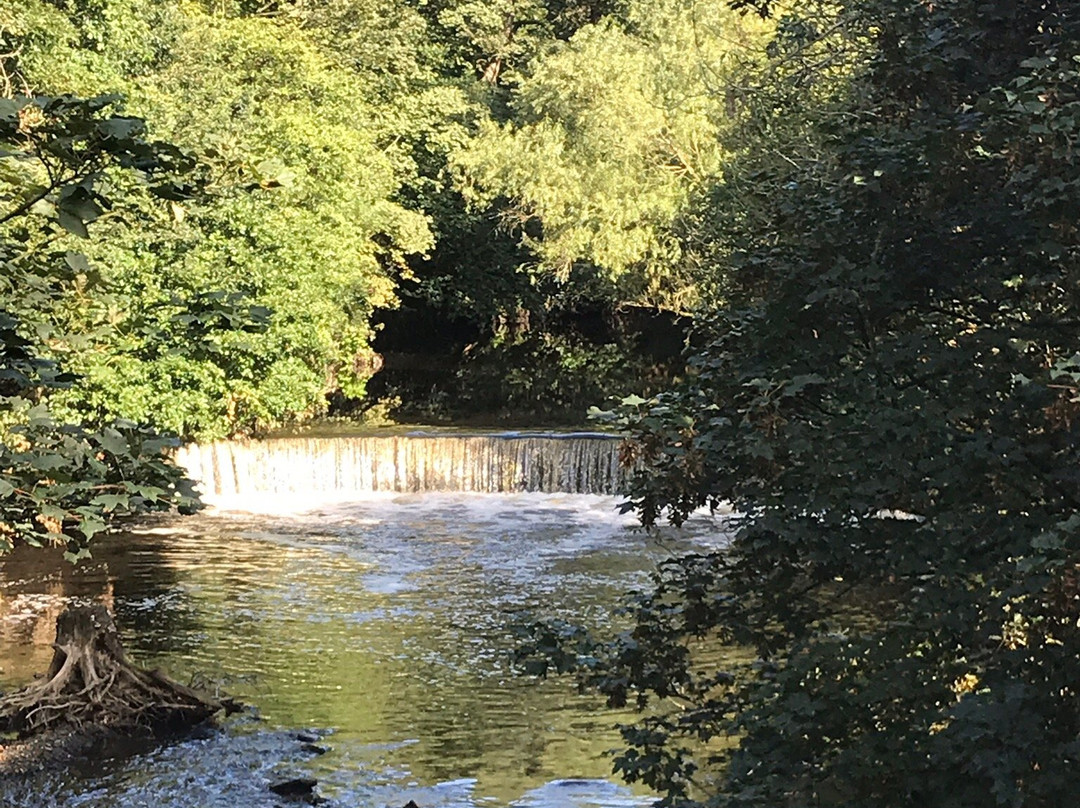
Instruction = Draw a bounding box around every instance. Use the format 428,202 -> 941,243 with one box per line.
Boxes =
176,432 -> 630,496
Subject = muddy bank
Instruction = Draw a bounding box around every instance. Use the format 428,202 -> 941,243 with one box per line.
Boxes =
0,727 -> 101,776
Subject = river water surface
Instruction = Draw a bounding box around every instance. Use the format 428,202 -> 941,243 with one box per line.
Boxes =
0,489 -> 730,808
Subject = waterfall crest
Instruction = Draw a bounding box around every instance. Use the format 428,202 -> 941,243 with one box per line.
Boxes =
176,433 -> 629,496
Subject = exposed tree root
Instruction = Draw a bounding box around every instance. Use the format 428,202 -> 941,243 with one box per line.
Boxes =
0,603 -> 232,737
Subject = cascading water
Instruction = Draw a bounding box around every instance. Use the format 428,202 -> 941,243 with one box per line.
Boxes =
176,432 -> 629,497
0,431 -> 731,808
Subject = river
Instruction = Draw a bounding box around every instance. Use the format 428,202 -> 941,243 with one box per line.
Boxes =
0,435 -> 732,808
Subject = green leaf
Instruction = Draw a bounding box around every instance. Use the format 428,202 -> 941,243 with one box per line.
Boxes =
57,210 -> 89,238
64,252 -> 91,273
90,493 -> 129,512
99,116 -> 145,140
63,546 -> 93,563
77,515 -> 107,539
95,428 -> 128,456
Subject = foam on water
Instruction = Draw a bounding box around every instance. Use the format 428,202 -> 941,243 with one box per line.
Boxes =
177,434 -> 629,498
0,438 -> 734,808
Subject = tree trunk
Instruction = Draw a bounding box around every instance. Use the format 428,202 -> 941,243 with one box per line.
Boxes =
0,603 -> 230,737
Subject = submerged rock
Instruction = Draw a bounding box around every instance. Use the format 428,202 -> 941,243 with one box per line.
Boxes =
270,777 -> 319,799
0,728 -> 98,776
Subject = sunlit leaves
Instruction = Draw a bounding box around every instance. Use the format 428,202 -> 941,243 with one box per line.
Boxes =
453,0 -> 771,306
0,312 -> 200,558
3,0 -> 446,436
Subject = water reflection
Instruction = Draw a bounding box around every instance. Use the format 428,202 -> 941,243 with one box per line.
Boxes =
0,493 -> 731,807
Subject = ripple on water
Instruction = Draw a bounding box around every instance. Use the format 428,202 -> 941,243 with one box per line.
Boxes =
0,493 -> 733,808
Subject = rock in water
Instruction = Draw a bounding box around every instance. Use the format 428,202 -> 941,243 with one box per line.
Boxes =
269,776 -> 319,798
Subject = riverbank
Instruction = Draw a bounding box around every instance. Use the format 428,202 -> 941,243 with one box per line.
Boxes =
0,728 -> 95,776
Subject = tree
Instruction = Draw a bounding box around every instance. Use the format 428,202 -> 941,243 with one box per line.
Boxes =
4,0 -> 433,438
0,94 -> 200,558
452,0 -> 770,308
520,1 -> 1080,805
367,0 -> 771,422
419,0 -> 627,90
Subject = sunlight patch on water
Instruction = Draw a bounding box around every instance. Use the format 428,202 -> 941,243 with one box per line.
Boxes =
0,492 -> 734,808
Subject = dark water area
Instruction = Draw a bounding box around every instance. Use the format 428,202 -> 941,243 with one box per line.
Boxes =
0,492 -> 732,808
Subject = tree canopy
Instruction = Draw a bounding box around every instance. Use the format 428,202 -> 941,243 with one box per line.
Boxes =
524,0 -> 1080,805
4,0 -> 436,438
453,0 -> 769,308
1,0 -> 754,554
0,94 -> 200,558
4,0 -> 1080,804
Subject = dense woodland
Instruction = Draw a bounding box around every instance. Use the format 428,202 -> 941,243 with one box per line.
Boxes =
0,0 -> 767,553
3,0 -> 1080,805
2,0 -> 760,438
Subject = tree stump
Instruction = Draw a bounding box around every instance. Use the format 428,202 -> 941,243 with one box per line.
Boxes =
0,603 -> 227,737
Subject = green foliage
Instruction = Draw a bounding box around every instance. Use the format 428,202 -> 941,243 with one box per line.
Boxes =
377,0 -> 768,421
0,95 -> 200,557
452,0 -> 771,306
5,0 -> 434,438
525,1 -> 1080,806
457,332 -> 651,421
420,0 -> 627,89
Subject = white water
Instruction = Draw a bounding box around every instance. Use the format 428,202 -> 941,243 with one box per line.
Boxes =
1,433 -> 737,808
177,433 -> 629,498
